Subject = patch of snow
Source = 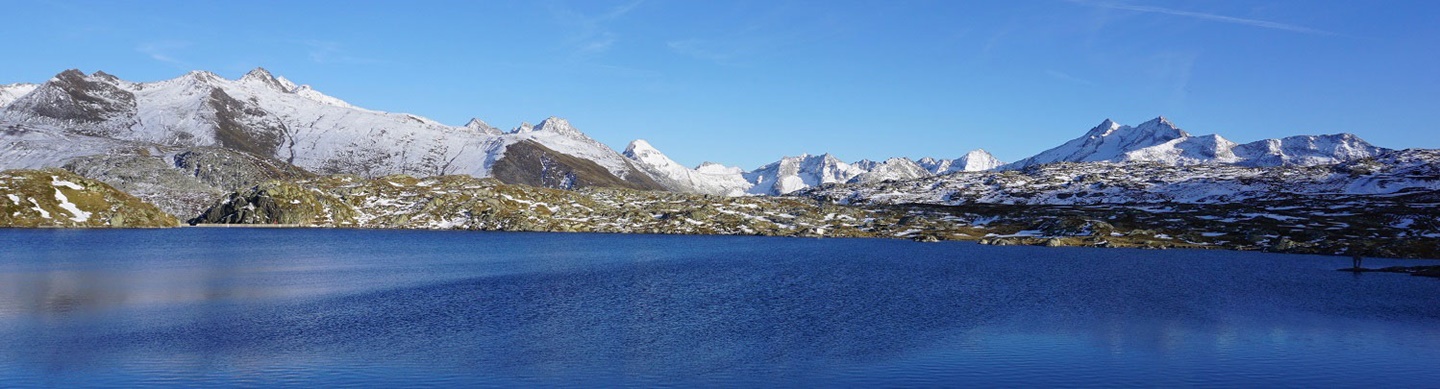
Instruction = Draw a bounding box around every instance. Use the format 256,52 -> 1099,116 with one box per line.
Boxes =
52,188 -> 91,222
28,198 -> 50,219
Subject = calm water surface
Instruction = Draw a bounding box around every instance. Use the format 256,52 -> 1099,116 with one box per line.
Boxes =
1,229 -> 1436,387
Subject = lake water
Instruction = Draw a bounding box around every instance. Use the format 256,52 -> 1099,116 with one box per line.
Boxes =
1,229 -> 1436,387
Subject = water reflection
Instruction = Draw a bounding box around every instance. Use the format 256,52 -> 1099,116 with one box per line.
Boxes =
0,229 -> 1437,387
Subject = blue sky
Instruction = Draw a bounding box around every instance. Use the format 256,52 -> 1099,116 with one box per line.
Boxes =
1,0 -> 1436,168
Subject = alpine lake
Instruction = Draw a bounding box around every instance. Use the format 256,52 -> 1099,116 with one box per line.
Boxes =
1,228 -> 1436,387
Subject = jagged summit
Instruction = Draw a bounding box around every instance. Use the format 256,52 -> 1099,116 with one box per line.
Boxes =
1004,117 -> 1386,170
464,118 -> 501,135
241,67 -> 274,80
532,117 -> 587,138
238,67 -> 295,92
1086,118 -> 1122,136
1131,116 -> 1190,138
511,122 -> 535,134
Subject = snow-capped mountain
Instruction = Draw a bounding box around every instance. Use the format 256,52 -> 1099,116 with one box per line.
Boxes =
0,68 -> 1409,207
621,140 -> 1006,196
0,83 -> 38,108
1003,117 -> 1190,169
622,139 -> 750,196
805,148 -> 1440,207
0,68 -> 659,191
1230,133 -> 1385,167
916,149 -> 1004,174
743,154 -> 867,195
1003,117 -> 1387,170
849,158 -> 930,184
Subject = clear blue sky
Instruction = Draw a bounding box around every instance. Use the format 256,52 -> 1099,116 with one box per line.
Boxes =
2,0 -> 1436,168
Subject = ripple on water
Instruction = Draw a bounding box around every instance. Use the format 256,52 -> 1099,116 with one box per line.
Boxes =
0,229 -> 1437,387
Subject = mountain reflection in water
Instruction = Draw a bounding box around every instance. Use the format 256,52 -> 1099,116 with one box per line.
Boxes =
1,229 -> 1436,387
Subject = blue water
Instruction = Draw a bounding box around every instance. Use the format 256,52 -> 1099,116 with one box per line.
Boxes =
1,229 -> 1436,387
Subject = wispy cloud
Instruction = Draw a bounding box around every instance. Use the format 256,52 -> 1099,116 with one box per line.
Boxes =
1045,70 -> 1096,86
1067,0 -> 1336,36
301,40 -> 382,64
136,41 -> 191,67
666,39 -> 736,62
666,5 -> 849,65
549,0 -> 644,56
1146,51 -> 1200,108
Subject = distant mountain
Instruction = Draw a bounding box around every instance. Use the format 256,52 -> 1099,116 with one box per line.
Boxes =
916,149 -> 1004,174
1002,117 -> 1387,170
0,83 -> 38,108
805,148 -> 1440,206
0,69 -> 663,194
622,140 -> 751,196
0,68 -> 1408,213
623,141 -> 1004,195
849,158 -> 930,185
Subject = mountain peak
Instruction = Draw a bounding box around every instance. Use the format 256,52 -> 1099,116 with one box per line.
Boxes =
464,118 -> 501,135
90,71 -> 120,82
1133,116 -> 1190,138
625,139 -> 657,154
185,70 -> 222,83
510,122 -> 535,134
532,117 -> 591,139
238,67 -> 292,91
1086,118 -> 1123,137
242,67 -> 274,80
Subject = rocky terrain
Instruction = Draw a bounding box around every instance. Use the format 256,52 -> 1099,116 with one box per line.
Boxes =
190,173 -> 887,237
177,168 -> 1440,259
0,168 -> 177,227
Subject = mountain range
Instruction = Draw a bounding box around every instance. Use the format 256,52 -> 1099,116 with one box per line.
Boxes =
0,68 -> 1404,216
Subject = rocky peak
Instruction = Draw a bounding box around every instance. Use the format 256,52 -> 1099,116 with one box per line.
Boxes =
623,139 -> 660,157
1085,118 -> 1122,137
511,122 -> 535,134
532,116 -> 587,139
53,69 -> 87,82
464,118 -> 502,135
186,70 -> 223,84
1132,116 -> 1190,139
239,67 -> 290,91
90,71 -> 120,83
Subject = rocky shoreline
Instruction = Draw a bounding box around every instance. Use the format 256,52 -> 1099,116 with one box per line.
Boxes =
1338,266 -> 1440,279
4,168 -> 1438,262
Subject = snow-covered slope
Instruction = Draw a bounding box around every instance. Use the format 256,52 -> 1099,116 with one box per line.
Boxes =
805,148 -> 1440,207
1004,117 -> 1388,170
848,158 -> 930,184
0,83 -> 38,108
622,139 -> 750,195
743,154 -> 866,195
0,69 -> 654,188
1231,133 -> 1385,167
917,149 -> 1004,174
1003,117 -> 1190,169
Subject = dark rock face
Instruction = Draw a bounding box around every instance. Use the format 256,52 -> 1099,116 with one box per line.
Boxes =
492,140 -> 666,191
172,146 -> 313,190
206,88 -> 288,157
193,190 -> 289,225
20,70 -> 137,134
62,146 -> 313,218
